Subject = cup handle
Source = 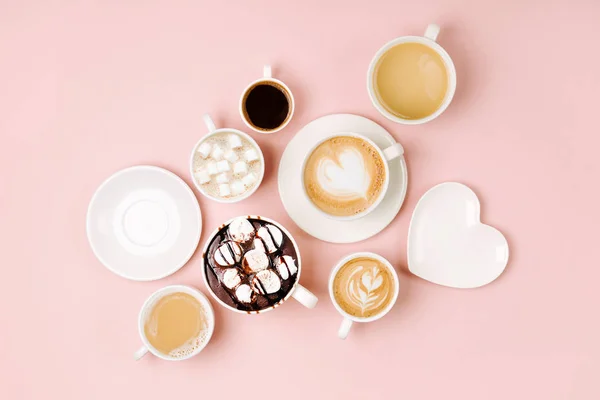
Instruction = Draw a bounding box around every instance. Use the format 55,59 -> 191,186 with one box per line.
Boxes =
424,24 -> 440,42
291,284 -> 318,309
382,142 -> 404,161
134,345 -> 149,361
203,114 -> 216,133
338,318 -> 353,339
263,65 -> 272,79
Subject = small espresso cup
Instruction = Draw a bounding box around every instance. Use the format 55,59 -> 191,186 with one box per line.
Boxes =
189,114 -> 265,203
201,215 -> 318,314
367,23 -> 457,125
301,133 -> 403,221
329,252 -> 399,339
134,285 -> 215,361
240,65 -> 295,134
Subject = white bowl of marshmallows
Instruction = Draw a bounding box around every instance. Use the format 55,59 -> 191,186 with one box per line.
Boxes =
190,114 -> 265,203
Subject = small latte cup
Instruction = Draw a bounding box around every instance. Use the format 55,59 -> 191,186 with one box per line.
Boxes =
329,252 -> 399,339
367,23 -> 457,125
301,133 -> 404,221
134,285 -> 215,361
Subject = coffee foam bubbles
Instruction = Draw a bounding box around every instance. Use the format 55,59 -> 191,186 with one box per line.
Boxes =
303,136 -> 386,217
168,329 -> 210,359
316,147 -> 370,200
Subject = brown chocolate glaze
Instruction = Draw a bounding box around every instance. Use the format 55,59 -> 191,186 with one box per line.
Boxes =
204,218 -> 298,312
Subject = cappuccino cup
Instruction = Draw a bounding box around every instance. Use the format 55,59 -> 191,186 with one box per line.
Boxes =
301,133 -> 403,220
367,24 -> 457,124
134,285 -> 215,361
329,252 -> 399,339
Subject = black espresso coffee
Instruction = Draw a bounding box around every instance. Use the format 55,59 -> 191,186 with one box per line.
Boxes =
243,83 -> 290,131
203,217 -> 299,313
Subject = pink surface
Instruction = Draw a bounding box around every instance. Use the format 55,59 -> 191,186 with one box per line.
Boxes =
1,1 -> 599,399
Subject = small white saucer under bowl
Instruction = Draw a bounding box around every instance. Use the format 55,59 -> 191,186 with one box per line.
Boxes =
87,166 -> 202,281
407,182 -> 509,288
278,114 -> 408,243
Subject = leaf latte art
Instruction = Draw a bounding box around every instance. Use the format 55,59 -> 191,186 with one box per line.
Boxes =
303,136 -> 386,217
333,257 -> 395,318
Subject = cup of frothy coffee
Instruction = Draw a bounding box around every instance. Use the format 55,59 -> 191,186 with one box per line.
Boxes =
329,252 -> 399,339
134,285 -> 215,361
301,133 -> 403,220
201,216 -> 318,314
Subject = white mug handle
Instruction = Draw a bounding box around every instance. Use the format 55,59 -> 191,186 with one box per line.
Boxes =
338,318 -> 353,339
291,284 -> 318,309
263,65 -> 272,79
424,24 -> 440,42
382,142 -> 404,161
134,345 -> 149,361
203,114 -> 216,133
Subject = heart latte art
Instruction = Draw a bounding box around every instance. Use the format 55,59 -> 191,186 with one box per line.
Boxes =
303,136 -> 386,217
333,257 -> 396,318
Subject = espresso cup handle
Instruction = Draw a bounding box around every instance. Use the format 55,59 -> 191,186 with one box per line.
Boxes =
291,284 -> 318,309
134,345 -> 149,361
263,65 -> 272,79
203,114 -> 216,133
338,318 -> 353,339
424,24 -> 440,41
382,142 -> 404,161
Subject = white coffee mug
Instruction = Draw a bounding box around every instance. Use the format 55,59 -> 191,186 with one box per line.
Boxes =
134,285 -> 215,361
201,215 -> 318,314
239,65 -> 295,134
300,133 -> 404,221
329,252 -> 400,339
367,23 -> 457,125
189,114 -> 265,203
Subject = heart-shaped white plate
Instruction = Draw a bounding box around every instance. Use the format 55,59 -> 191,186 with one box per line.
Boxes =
407,182 -> 509,288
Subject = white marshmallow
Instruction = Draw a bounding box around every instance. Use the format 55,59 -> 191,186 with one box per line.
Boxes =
197,142 -> 212,159
216,172 -> 229,184
211,145 -> 225,160
242,173 -> 257,187
214,241 -> 243,267
244,148 -> 260,162
228,217 -> 255,243
221,268 -> 242,289
243,249 -> 269,273
224,150 -> 239,163
233,161 -> 248,176
252,238 -> 266,253
194,169 -> 211,184
231,180 -> 245,196
216,160 -> 230,172
235,284 -> 254,303
228,134 -> 243,149
256,224 -> 284,253
252,270 -> 281,295
206,162 -> 218,176
219,184 -> 231,197
276,255 -> 297,280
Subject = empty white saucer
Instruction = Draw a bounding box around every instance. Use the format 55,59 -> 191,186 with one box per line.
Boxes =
278,114 -> 408,243
407,182 -> 509,288
87,166 -> 202,281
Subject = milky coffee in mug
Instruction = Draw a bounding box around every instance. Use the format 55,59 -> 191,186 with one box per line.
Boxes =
301,133 -> 402,220
330,252 -> 399,339
368,24 -> 457,125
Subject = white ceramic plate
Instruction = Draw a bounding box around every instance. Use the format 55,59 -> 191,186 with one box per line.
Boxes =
278,114 -> 408,243
407,182 -> 509,288
87,166 -> 202,281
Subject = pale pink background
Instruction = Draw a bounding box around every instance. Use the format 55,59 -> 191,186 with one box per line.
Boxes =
2,0 -> 600,399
